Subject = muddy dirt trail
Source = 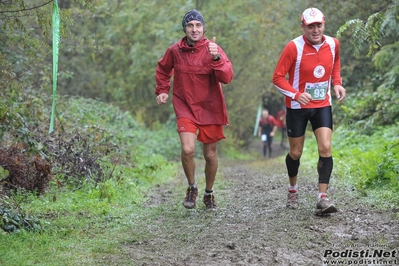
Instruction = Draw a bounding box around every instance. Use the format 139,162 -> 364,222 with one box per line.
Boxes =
107,143 -> 399,265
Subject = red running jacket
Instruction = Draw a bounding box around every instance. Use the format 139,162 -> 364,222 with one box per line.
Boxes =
272,35 -> 342,109
155,36 -> 234,125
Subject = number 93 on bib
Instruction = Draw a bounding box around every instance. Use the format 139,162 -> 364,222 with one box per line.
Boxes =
305,81 -> 328,100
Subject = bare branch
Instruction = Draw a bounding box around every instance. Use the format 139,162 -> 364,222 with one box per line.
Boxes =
0,0 -> 53,14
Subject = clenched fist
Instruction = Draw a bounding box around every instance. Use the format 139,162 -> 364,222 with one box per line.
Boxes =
156,93 -> 168,105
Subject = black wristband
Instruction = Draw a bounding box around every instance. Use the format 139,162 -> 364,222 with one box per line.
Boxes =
212,54 -> 221,61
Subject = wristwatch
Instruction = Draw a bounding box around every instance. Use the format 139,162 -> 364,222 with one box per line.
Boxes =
212,54 -> 221,61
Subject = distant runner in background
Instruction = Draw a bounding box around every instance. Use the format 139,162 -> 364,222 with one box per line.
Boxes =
257,109 -> 278,158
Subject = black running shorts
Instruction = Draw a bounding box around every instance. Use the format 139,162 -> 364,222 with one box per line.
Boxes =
286,106 -> 332,138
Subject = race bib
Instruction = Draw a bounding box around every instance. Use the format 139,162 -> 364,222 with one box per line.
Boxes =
305,81 -> 328,100
261,134 -> 267,142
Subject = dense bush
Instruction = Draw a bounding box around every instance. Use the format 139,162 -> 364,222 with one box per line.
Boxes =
0,145 -> 51,194
332,125 -> 399,205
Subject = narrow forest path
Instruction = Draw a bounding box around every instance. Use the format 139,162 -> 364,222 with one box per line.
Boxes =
102,141 -> 399,266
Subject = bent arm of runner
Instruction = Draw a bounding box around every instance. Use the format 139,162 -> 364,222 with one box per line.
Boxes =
270,125 -> 278,137
272,42 -> 298,98
155,48 -> 174,95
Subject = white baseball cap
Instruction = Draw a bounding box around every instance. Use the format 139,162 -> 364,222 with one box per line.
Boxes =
301,7 -> 324,25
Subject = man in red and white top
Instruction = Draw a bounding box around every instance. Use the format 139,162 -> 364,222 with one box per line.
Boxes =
272,7 -> 346,215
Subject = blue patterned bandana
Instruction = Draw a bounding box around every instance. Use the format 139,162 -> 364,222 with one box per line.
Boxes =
182,9 -> 205,32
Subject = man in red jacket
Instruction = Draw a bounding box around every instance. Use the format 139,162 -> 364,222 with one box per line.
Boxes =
272,7 -> 346,215
155,9 -> 234,211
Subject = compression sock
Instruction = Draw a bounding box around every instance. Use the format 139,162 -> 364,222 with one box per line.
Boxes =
286,153 -> 300,178
204,189 -> 213,195
317,156 -> 333,184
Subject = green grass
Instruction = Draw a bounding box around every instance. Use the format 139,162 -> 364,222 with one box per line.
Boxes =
0,161 -> 179,266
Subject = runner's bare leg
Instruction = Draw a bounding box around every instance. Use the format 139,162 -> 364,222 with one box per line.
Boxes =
203,142 -> 218,191
287,135 -> 305,184
179,132 -> 197,185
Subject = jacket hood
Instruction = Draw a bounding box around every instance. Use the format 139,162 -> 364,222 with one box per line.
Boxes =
178,36 -> 208,51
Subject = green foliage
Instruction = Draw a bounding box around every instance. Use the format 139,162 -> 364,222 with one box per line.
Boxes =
333,125 -> 399,205
0,0 -> 94,141
1,192 -> 45,233
334,1 -> 399,128
337,41 -> 399,129
371,42 -> 399,124
374,142 -> 399,189
56,96 -> 184,162
0,88 -> 22,138
337,92 -> 380,135
337,0 -> 397,57
0,205 -> 43,233
0,1 -> 78,96
0,166 -> 8,180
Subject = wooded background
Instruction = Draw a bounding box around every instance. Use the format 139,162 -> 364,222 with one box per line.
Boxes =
1,0 -> 397,147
